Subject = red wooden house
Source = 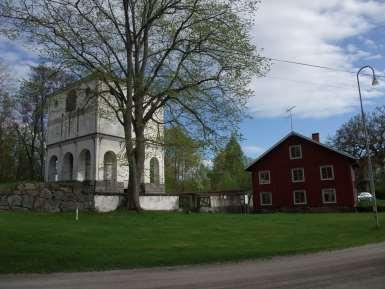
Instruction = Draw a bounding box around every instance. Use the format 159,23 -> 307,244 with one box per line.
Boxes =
246,132 -> 358,211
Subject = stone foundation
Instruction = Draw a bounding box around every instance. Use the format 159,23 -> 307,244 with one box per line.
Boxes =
0,181 -> 125,213
0,182 -> 95,212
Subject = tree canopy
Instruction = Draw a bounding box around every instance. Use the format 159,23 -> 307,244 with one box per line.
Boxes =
210,134 -> 250,190
329,107 -> 385,197
1,0 -> 268,208
164,125 -> 209,192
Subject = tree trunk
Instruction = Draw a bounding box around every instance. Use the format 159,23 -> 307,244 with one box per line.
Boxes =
123,109 -> 142,211
133,125 -> 146,211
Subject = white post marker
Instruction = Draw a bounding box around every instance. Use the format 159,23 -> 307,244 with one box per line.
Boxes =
76,207 -> 79,221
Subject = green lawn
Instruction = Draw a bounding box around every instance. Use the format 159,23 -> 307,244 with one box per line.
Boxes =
0,211 -> 385,274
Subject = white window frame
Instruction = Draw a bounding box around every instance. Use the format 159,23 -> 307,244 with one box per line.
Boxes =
293,190 -> 307,205
258,170 -> 271,185
289,145 -> 302,160
322,188 -> 337,204
291,167 -> 305,183
260,192 -> 272,206
320,165 -> 335,180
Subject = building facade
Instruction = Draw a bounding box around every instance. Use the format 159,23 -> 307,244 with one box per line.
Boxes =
246,132 -> 358,211
45,79 -> 165,194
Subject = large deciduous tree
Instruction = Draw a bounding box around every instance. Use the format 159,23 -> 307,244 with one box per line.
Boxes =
16,65 -> 75,180
329,107 -> 385,195
1,0 -> 268,209
164,125 -> 209,192
0,60 -> 17,181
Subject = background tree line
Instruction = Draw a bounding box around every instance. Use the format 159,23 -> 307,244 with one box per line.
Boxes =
164,125 -> 251,193
0,61 -> 252,192
0,0 -> 267,209
329,106 -> 385,199
0,61 -> 75,183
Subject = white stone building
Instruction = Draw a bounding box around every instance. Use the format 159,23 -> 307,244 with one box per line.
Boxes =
45,79 -> 165,194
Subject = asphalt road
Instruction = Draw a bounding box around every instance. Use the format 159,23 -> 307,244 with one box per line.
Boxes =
1,242 -> 385,289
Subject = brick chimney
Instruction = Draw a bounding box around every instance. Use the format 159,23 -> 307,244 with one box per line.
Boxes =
312,133 -> 320,142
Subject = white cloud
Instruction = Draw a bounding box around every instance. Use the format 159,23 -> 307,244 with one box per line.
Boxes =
249,0 -> 385,118
242,145 -> 265,157
0,37 -> 40,82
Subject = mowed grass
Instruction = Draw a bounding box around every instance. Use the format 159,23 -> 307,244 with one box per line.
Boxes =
0,211 -> 385,274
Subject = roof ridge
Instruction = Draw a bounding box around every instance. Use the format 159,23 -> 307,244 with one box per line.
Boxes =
245,131 -> 357,171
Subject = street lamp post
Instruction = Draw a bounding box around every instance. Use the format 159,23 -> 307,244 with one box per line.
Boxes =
356,65 -> 379,228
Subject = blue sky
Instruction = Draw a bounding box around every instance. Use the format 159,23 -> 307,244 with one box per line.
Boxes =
1,0 -> 385,161
240,0 -> 385,159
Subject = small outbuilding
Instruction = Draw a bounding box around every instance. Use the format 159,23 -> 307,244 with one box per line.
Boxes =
246,132 -> 358,211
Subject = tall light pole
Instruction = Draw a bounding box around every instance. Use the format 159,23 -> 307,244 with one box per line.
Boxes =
357,65 -> 379,228
286,106 -> 296,131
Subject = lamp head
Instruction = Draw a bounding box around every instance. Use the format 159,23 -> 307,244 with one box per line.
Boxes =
372,75 -> 379,86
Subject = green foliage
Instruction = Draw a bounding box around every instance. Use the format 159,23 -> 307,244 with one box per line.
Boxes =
330,106 -> 385,194
1,211 -> 385,273
16,65 -> 75,180
165,125 -> 210,192
0,61 -> 18,182
210,134 -> 250,190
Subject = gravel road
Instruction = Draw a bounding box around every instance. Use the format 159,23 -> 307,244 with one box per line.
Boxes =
1,242 -> 385,289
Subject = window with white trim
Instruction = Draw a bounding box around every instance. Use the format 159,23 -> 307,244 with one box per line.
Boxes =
289,145 -> 302,159
320,165 -> 334,180
293,190 -> 307,205
259,170 -> 271,185
291,168 -> 305,183
322,188 -> 336,204
260,192 -> 272,206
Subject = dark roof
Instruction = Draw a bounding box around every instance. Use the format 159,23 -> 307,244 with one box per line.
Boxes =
245,131 -> 357,171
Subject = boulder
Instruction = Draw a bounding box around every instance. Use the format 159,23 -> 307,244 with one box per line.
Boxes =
22,195 -> 34,209
8,195 -> 22,208
60,201 -> 77,212
40,188 -> 52,199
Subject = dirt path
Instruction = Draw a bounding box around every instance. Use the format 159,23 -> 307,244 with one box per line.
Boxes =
1,242 -> 385,289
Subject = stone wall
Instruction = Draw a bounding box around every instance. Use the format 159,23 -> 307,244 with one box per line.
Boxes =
0,182 -> 253,213
0,182 -> 94,212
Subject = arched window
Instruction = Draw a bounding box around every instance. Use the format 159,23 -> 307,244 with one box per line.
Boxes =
66,89 -> 77,112
62,152 -> 74,180
78,149 -> 91,181
150,157 -> 160,184
48,155 -> 58,181
104,151 -> 117,181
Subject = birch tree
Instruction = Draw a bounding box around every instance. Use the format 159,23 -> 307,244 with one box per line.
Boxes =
1,0 -> 268,210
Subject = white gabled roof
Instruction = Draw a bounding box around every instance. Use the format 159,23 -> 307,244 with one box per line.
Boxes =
245,131 -> 357,171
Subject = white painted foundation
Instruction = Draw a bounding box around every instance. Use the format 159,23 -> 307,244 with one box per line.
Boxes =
139,196 -> 179,211
94,195 -> 120,212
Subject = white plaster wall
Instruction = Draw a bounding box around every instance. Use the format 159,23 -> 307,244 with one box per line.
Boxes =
46,79 -> 165,189
46,138 -> 96,181
143,144 -> 165,184
96,137 -> 129,186
94,196 -> 120,212
209,194 -> 249,208
47,81 -> 98,145
96,85 -> 164,142
139,196 -> 179,210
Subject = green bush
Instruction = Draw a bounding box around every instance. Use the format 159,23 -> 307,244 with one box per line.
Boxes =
375,183 -> 385,199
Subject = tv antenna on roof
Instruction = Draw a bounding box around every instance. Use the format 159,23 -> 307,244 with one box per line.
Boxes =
286,106 -> 296,131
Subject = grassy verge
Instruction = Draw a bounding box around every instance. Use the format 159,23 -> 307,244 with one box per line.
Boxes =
0,211 -> 384,274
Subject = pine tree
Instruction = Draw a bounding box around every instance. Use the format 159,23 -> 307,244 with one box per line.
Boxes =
210,134 -> 250,190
